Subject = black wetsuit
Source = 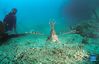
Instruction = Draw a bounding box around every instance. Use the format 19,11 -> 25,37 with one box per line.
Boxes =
3,12 -> 16,32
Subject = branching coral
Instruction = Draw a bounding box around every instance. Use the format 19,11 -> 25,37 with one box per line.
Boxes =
46,21 -> 60,43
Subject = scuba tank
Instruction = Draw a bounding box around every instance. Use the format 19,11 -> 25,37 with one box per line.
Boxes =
0,21 -> 5,33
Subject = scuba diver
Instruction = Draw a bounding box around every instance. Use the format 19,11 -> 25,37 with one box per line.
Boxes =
3,8 -> 17,34
0,8 -> 18,43
0,8 -> 28,44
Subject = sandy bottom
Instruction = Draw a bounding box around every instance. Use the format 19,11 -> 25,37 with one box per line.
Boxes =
0,34 -> 99,64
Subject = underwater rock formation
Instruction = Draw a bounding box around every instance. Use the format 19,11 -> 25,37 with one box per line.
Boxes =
70,20 -> 99,39
69,20 -> 99,44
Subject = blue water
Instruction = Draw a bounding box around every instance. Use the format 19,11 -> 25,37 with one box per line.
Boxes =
0,0 -> 71,33
0,0 -> 99,34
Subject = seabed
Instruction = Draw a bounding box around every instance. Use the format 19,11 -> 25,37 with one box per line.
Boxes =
0,20 -> 99,64
0,33 -> 99,64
